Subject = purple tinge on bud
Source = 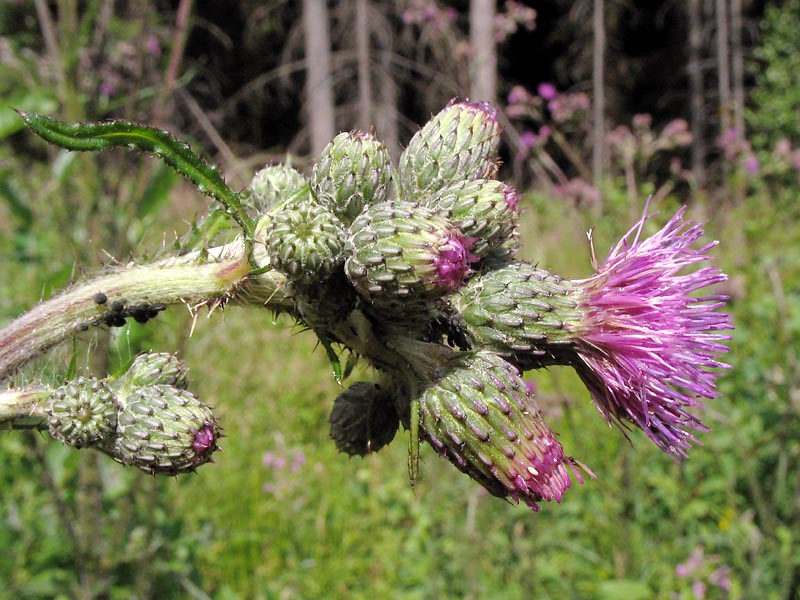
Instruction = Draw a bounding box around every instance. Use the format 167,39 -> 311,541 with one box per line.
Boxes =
502,184 -> 519,212
448,98 -> 498,123
419,351 -> 587,511
433,234 -> 478,291
571,205 -> 733,459
192,422 -> 217,456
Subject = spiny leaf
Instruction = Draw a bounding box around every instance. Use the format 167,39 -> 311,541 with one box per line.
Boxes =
17,111 -> 254,241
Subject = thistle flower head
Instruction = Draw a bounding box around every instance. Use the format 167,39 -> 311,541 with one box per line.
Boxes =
572,205 -> 733,458
428,179 -> 521,259
249,164 -> 309,211
265,198 -> 346,287
346,200 -> 478,311
48,378 -> 119,449
311,131 -> 392,224
395,100 -> 501,200
109,384 -> 221,475
419,350 -> 584,510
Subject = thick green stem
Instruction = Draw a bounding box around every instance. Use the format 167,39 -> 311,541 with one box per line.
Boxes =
0,241 -> 291,381
0,386 -> 50,430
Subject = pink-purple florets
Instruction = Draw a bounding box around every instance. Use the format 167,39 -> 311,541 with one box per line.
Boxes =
573,205 -> 733,458
433,235 -> 478,290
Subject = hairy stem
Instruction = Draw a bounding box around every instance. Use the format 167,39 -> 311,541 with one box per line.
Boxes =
0,240 -> 291,381
0,386 -> 50,430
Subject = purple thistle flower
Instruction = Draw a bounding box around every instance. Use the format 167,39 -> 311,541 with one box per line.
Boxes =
570,205 -> 733,458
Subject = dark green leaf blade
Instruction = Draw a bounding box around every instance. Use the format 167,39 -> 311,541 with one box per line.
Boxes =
18,111 -> 254,239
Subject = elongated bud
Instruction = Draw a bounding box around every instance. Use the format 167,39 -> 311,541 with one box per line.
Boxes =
119,352 -> 188,390
48,377 -> 118,449
329,381 -> 400,456
346,200 -> 477,311
396,100 -> 500,200
107,384 -> 220,475
451,262 -> 583,370
265,200 -> 346,287
249,164 -> 309,211
419,351 -> 580,510
312,131 -> 392,224
429,179 -> 520,258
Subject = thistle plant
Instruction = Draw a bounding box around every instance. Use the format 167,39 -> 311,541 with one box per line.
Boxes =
0,101 -> 732,511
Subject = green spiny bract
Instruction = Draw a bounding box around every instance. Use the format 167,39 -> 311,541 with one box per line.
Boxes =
345,200 -> 477,312
328,381 -> 400,456
108,384 -> 220,475
48,377 -> 118,449
418,350 -> 577,510
311,131 -> 392,224
451,262 -> 583,371
117,352 -> 188,391
428,179 -> 521,259
264,198 -> 346,287
249,164 -> 309,211
395,100 -> 500,200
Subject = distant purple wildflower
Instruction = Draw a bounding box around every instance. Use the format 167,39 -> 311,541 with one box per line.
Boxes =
744,154 -> 760,175
537,82 -> 557,101
570,205 -> 732,458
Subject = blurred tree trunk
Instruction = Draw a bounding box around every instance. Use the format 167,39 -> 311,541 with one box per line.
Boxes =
731,0 -> 745,135
377,46 -> 399,159
469,0 -> 496,103
592,0 -> 606,184
688,0 -> 707,188
716,0 -> 731,137
303,0 -> 335,156
356,0 -> 372,130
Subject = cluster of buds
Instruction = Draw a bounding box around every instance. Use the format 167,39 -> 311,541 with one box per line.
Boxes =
7,99 -> 731,510
245,100 -> 732,510
47,352 -> 221,475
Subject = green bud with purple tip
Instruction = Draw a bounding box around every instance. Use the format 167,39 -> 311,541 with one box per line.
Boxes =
107,384 -> 220,475
312,131 -> 392,224
345,200 -> 477,312
395,100 -> 501,200
429,179 -> 521,259
418,350 -> 580,510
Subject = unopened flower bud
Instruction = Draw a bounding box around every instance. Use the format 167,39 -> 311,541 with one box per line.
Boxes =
346,200 -> 477,311
329,381 -> 400,456
119,352 -> 188,390
451,262 -> 582,370
249,164 -> 309,211
108,385 -> 220,475
48,377 -> 118,449
312,131 -> 392,224
265,200 -> 346,287
396,100 -> 500,200
429,179 -> 520,258
419,350 -> 580,510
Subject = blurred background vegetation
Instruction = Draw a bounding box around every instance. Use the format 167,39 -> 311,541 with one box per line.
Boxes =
1,0 -> 799,598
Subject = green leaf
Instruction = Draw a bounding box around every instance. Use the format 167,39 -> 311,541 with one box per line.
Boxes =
18,111 -> 254,240
316,331 -> 343,385
0,92 -> 58,138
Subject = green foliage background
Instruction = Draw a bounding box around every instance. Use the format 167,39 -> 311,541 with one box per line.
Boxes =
1,2 -> 800,599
